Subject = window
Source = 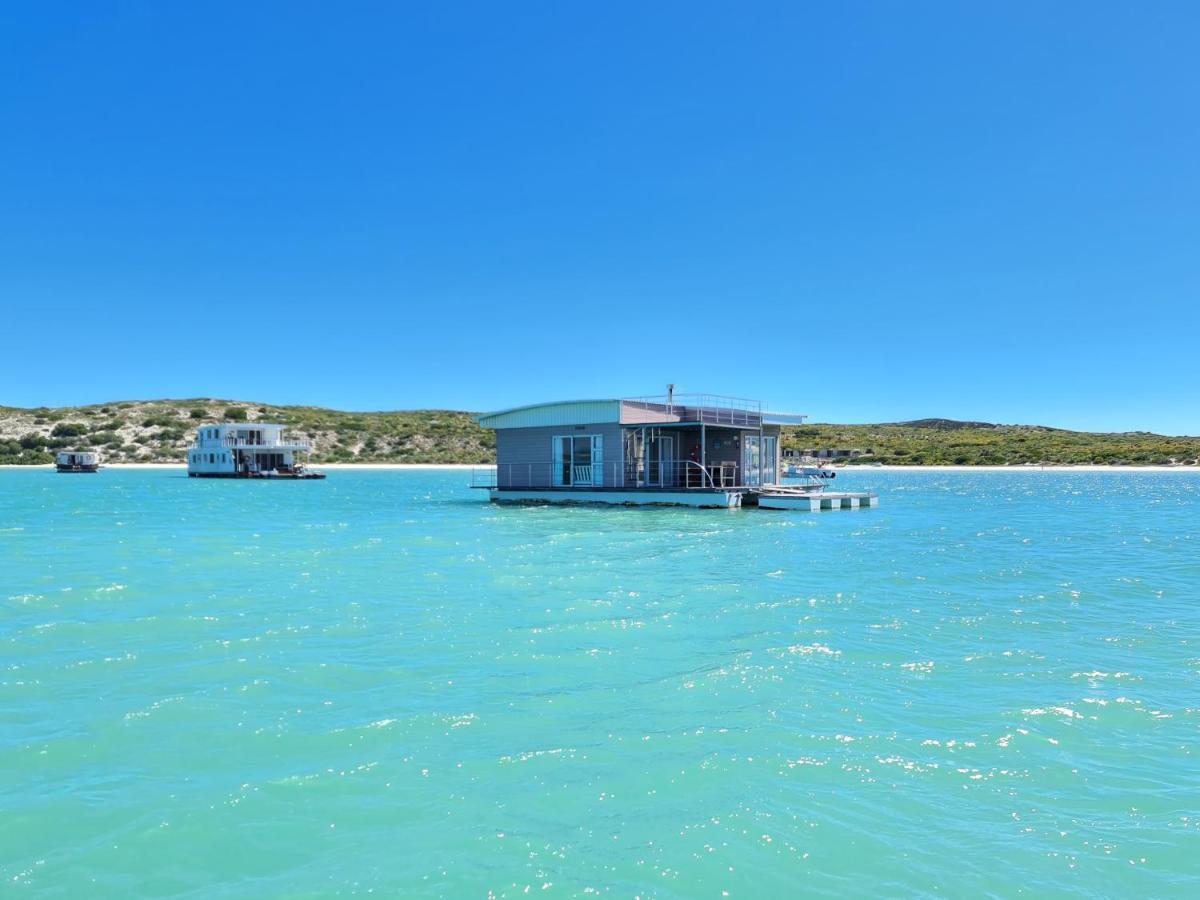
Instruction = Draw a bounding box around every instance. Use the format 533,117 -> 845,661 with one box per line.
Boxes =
209,453 -> 215,464
552,435 -> 603,486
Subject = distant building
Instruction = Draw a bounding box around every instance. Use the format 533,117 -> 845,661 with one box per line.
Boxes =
783,448 -> 869,460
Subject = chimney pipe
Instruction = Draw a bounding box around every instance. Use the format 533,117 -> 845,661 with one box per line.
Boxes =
667,383 -> 675,412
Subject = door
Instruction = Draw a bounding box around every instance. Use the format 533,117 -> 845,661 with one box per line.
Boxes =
553,435 -> 604,487
743,435 -> 762,487
590,435 -> 604,486
762,436 -> 778,485
645,435 -> 674,487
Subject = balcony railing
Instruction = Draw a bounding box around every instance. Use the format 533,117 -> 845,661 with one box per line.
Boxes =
472,460 -> 767,491
622,393 -> 763,427
219,435 -> 312,450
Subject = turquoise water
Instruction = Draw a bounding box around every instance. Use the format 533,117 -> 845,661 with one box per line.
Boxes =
2,469 -> 1198,897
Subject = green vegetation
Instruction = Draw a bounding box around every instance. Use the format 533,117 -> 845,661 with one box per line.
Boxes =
782,421 -> 1200,467
0,399 -> 494,464
0,403 -> 1194,466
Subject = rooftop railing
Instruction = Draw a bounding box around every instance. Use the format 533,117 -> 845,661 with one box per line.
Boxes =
622,393 -> 763,427
218,435 -> 312,450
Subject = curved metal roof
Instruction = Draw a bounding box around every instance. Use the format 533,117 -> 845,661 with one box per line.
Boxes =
477,400 -> 622,430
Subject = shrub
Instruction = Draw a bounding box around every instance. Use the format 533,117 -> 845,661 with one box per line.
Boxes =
224,407 -> 247,421
51,422 -> 88,437
189,408 -> 207,419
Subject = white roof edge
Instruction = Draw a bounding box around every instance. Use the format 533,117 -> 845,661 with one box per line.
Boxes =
763,411 -> 809,425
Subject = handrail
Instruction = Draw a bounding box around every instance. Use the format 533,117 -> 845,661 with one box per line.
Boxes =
683,459 -> 716,489
228,438 -> 311,449
621,395 -> 763,427
623,393 -> 761,411
195,436 -> 313,450
472,460 -> 751,490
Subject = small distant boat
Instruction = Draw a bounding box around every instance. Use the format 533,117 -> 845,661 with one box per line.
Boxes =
56,450 -> 100,473
187,423 -> 325,479
783,463 -> 836,479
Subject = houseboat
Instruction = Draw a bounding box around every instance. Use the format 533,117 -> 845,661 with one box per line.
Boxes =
187,423 -> 325,479
471,388 -> 876,510
56,450 -> 100,473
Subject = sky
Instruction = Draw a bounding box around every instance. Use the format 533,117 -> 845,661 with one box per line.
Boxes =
1,2 -> 1197,433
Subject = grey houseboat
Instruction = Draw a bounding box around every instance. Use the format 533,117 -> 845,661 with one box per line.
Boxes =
472,390 -> 808,508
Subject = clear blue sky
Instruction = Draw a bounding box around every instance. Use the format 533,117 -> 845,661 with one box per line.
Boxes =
2,2 -> 1197,433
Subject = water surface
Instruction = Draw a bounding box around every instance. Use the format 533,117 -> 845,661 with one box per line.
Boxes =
2,469 -> 1197,896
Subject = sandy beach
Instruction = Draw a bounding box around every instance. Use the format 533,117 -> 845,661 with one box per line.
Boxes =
822,464 -> 1200,473
3,463 -> 1197,473
0,462 -> 481,470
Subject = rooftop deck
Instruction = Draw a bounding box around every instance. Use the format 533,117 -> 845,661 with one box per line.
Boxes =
620,394 -> 763,427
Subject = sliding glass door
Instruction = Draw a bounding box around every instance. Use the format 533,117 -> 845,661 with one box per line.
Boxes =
742,435 -> 761,486
552,435 -> 604,486
763,435 -> 777,485
645,435 -> 674,487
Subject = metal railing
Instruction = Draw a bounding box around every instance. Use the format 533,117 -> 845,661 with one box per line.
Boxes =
622,393 -> 763,427
218,435 -> 312,450
472,460 -> 762,491
782,465 -> 836,490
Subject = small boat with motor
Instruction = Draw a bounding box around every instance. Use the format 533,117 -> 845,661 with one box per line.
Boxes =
757,462 -> 876,510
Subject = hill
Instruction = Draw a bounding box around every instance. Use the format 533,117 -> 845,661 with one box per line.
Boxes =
0,402 -> 1195,467
784,422 -> 1199,466
0,400 -> 493,465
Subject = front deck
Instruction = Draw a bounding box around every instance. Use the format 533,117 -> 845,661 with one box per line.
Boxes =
472,468 -> 876,511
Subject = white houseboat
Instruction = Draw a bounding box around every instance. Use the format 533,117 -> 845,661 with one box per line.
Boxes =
56,450 -> 100,473
187,423 -> 324,479
471,388 -> 876,510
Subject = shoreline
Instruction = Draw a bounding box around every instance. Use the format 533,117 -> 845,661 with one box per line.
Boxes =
827,464 -> 1200,473
2,462 -> 1198,473
0,463 -> 480,470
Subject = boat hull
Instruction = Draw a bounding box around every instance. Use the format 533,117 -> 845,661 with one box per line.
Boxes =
489,489 -> 742,508
188,471 -> 326,480
757,492 -> 877,510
